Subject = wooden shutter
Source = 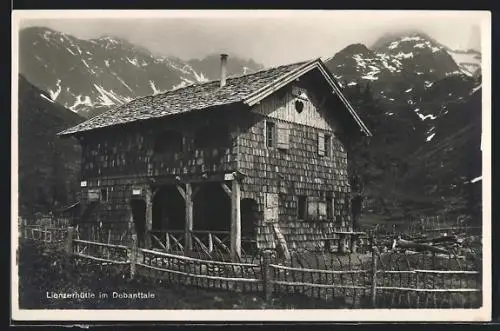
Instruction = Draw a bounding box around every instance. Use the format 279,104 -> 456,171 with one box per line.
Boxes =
318,132 -> 325,156
318,201 -> 327,219
276,122 -> 290,150
264,193 -> 279,221
87,189 -> 100,202
307,197 -> 318,220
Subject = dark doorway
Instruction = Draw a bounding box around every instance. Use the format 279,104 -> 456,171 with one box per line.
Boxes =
241,198 -> 258,237
130,199 -> 147,248
152,185 -> 185,231
193,182 -> 230,231
241,198 -> 259,256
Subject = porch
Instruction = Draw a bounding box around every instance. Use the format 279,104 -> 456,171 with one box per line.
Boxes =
129,174 -> 259,261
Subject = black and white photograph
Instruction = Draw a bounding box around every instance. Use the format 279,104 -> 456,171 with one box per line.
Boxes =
11,10 -> 491,322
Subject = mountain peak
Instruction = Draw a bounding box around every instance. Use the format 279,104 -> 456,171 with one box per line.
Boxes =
19,27 -> 264,115
338,43 -> 373,56
371,30 -> 442,51
21,26 -> 70,39
94,35 -> 133,45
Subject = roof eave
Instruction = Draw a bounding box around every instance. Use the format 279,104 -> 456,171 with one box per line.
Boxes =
243,59 -> 319,107
316,61 -> 373,137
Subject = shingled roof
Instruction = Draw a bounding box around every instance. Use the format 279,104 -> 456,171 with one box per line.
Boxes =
58,59 -> 371,136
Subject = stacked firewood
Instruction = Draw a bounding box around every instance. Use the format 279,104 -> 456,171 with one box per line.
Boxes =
379,233 -> 467,255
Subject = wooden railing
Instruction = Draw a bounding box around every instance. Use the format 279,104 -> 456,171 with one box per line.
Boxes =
137,247 -> 263,292
149,230 -> 186,253
20,224 -> 68,243
21,224 -> 482,308
149,230 -> 257,260
73,239 -> 129,265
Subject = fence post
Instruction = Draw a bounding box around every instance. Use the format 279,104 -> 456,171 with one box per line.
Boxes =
64,226 -> 75,268
261,250 -> 273,301
44,225 -> 48,244
65,226 -> 75,254
130,233 -> 138,280
371,246 -> 379,307
22,218 -> 27,239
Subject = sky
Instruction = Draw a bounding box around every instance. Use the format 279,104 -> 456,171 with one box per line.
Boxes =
17,10 -> 485,67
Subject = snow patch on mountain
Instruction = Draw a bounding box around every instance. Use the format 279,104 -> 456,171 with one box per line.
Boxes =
81,59 -> 91,69
93,84 -> 124,106
114,74 -> 134,93
40,93 -> 54,103
48,79 -> 62,101
172,81 -> 189,90
361,73 -> 378,80
401,36 -> 423,42
192,70 -> 209,83
126,57 -> 139,66
414,108 -> 437,121
447,49 -> 481,76
471,84 -> 482,95
149,80 -> 164,95
394,52 -> 414,59
70,95 -> 93,111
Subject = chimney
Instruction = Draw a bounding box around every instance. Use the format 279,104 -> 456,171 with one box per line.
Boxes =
220,53 -> 228,87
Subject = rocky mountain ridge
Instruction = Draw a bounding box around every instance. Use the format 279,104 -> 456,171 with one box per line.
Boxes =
19,26 -> 264,117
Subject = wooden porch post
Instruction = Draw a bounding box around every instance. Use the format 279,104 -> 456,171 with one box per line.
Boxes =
230,179 -> 241,261
145,187 -> 153,249
184,183 -> 193,255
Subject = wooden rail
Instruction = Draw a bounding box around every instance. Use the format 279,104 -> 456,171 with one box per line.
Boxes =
140,248 -> 258,267
20,223 -> 482,308
270,264 -> 368,275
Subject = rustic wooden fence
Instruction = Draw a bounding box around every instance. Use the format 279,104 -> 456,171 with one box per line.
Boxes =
19,220 -> 69,244
19,224 -> 482,308
361,214 -> 481,240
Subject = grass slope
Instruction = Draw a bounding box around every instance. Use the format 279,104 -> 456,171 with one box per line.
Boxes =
18,75 -> 84,217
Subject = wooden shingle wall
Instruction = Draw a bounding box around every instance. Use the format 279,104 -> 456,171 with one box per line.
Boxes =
239,85 -> 352,251
81,110 -> 239,180
78,109 -> 239,226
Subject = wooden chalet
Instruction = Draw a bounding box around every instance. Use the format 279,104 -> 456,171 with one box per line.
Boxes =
58,54 -> 372,260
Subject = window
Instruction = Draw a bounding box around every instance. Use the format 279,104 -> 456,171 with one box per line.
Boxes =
297,195 -> 307,219
324,134 -> 332,157
266,121 -> 276,148
318,132 -> 332,157
100,188 -> 108,202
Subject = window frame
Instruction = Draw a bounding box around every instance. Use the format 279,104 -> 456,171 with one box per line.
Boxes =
297,195 -> 307,220
318,132 -> 333,157
326,196 -> 335,220
324,133 -> 332,157
100,188 -> 108,203
265,120 -> 276,149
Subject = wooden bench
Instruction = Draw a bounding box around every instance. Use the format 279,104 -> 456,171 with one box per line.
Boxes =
323,231 -> 366,253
